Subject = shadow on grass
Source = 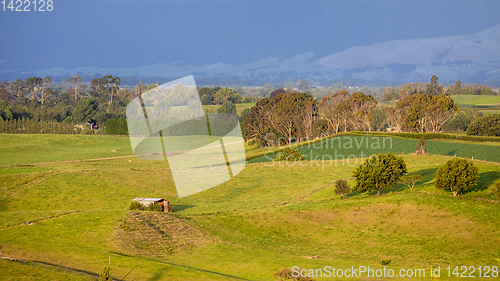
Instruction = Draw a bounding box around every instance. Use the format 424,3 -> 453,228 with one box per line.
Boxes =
172,204 -> 196,212
472,171 -> 500,192
445,149 -> 458,156
412,168 -> 439,184
147,267 -> 167,281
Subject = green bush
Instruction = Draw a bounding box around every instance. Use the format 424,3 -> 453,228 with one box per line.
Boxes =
273,268 -> 315,281
435,158 -> 479,196
491,182 -> 500,200
128,201 -> 142,210
274,147 -> 305,161
217,101 -> 237,115
148,203 -> 163,212
416,137 -> 426,150
334,179 -> 350,199
466,114 -> 500,136
105,118 -> 128,135
98,265 -> 112,281
456,135 -> 500,142
353,153 -> 408,196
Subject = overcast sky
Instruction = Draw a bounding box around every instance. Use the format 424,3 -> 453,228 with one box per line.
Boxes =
1,0 -> 500,71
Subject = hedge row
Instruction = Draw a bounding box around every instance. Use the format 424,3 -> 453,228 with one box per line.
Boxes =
342,131 -> 500,143
105,118 -> 128,135
0,118 -> 77,134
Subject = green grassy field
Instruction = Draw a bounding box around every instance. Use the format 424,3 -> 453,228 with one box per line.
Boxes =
450,95 -> 500,108
0,134 -> 132,165
203,103 -> 255,115
0,134 -> 499,280
480,108 -> 500,115
249,135 -> 500,163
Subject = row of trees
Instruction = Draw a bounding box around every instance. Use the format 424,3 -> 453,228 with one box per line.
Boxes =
0,75 -> 136,131
381,77 -> 496,101
334,153 -> 480,198
199,86 -> 252,105
243,83 -> 460,146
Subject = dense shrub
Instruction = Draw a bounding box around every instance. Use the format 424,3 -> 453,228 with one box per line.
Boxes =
99,265 -> 112,281
274,147 -> 305,161
105,118 -> 128,135
334,179 -> 350,199
446,111 -> 474,131
128,201 -> 142,210
128,201 -> 164,212
435,158 -> 479,196
466,114 -> 500,136
456,135 -> 500,142
353,153 -> 407,196
416,138 -> 426,150
217,101 -> 237,115
148,202 -> 163,212
491,182 -> 500,200
272,268 -> 315,281
0,118 -> 76,134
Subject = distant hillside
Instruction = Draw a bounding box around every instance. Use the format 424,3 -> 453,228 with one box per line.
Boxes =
316,24 -> 500,84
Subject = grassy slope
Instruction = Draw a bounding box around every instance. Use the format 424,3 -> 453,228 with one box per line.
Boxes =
0,135 -> 499,280
0,134 -> 132,165
450,95 -> 500,106
203,103 -> 255,115
249,135 -> 500,163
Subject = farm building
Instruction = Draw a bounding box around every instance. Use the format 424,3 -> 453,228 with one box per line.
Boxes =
132,197 -> 173,212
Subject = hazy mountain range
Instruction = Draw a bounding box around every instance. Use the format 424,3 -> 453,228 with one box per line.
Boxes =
1,1 -> 499,86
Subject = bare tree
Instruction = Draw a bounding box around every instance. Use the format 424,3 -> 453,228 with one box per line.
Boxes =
319,90 -> 349,135
68,74 -> 82,103
40,77 -> 51,106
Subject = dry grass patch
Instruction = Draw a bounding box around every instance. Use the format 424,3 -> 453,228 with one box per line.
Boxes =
113,211 -> 213,257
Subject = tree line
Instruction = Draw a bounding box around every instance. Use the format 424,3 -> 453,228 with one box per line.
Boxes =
243,77 -> 475,146
0,75 -> 254,134
381,76 -> 497,101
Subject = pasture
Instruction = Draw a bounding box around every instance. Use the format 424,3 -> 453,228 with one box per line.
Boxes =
450,95 -> 500,108
203,103 -> 255,115
0,134 -> 499,280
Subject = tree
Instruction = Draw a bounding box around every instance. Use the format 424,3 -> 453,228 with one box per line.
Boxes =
416,138 -> 426,150
201,94 -> 213,105
26,77 -> 42,100
40,77 -> 51,106
73,98 -> 98,124
90,75 -> 121,105
491,182 -> 500,200
269,88 -> 285,99
274,147 -> 305,161
447,111 -> 474,131
319,90 -> 349,134
241,96 -> 253,103
399,175 -> 423,191
67,74 -> 82,103
11,79 -> 27,105
0,82 -> 10,101
435,158 -> 479,196
343,92 -> 377,132
334,179 -> 350,199
426,75 -> 443,95
397,93 -> 457,133
217,101 -> 236,115
239,107 -> 250,122
298,103 -> 319,140
99,265 -> 112,281
135,81 -> 146,98
353,153 -> 408,196
466,114 -> 500,136
146,83 -> 158,91
296,79 -> 309,92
